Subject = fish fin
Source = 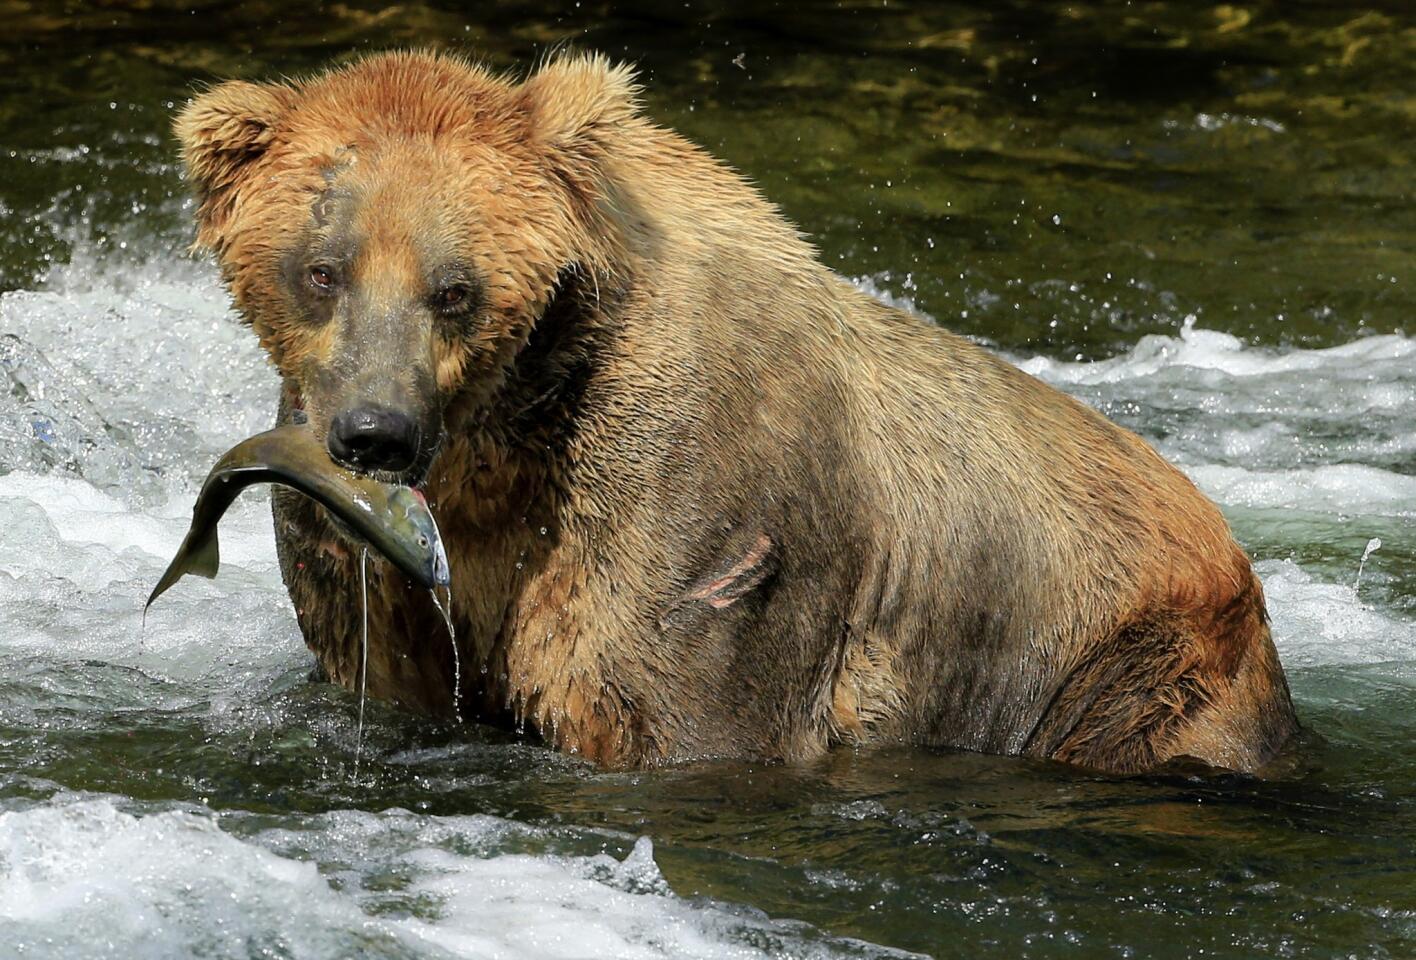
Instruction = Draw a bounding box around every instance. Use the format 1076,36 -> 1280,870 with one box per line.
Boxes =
145,529 -> 221,610
190,528 -> 221,579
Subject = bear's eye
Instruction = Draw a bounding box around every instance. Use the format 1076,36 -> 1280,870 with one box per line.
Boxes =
435,285 -> 470,310
308,265 -> 335,290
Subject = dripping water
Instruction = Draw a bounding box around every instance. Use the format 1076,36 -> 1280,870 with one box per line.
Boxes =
354,547 -> 370,780
430,585 -> 462,722
423,499 -> 460,721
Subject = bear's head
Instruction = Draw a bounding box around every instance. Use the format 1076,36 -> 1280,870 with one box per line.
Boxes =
174,51 -> 638,483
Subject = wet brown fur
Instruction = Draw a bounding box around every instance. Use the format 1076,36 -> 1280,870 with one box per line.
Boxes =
177,50 -> 1298,773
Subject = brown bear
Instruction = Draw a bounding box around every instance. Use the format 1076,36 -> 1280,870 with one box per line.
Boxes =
174,50 -> 1297,773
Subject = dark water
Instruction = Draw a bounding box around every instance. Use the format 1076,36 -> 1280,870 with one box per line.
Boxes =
0,3 -> 1413,958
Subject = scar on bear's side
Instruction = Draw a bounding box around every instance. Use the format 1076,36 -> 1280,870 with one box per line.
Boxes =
661,532 -> 777,627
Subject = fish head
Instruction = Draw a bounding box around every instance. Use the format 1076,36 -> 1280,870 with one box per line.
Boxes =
378,485 -> 451,589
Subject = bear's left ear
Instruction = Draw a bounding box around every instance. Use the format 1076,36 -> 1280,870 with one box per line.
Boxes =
174,80 -> 296,250
522,53 -> 640,193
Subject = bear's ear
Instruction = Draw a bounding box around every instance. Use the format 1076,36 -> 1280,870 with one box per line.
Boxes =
522,53 -> 640,193
174,80 -> 295,248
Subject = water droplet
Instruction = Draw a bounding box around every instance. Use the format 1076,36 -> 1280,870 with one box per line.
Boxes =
1356,537 -> 1383,597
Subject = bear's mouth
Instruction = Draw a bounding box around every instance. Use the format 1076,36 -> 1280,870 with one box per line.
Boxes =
286,399 -> 440,490
333,423 -> 444,491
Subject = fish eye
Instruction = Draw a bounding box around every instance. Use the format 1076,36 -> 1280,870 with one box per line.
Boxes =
417,535 -> 429,548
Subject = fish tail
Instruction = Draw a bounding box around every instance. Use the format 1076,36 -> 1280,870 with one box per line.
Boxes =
145,528 -> 221,609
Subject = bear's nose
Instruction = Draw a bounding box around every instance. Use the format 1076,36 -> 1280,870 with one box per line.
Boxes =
327,406 -> 420,473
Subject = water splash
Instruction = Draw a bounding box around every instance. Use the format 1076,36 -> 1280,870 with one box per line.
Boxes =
354,547 -> 370,780
431,585 -> 461,722
1356,537 -> 1383,598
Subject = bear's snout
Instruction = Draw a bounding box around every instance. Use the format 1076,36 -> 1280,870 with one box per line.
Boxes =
327,406 -> 421,475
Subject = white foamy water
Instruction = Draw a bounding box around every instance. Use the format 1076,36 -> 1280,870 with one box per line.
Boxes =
0,794 -> 881,960
1016,318 -> 1416,480
1259,559 -> 1416,668
0,262 -> 1410,957
1187,463 -> 1416,520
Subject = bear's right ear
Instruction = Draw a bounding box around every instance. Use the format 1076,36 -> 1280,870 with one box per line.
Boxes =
522,54 -> 640,197
174,80 -> 294,249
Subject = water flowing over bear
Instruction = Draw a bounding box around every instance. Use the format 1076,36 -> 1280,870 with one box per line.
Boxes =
174,50 -> 1298,773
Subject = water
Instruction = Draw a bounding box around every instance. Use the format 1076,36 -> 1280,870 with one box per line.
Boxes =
357,548 -> 370,781
431,587 -> 464,724
1,3 -> 1412,958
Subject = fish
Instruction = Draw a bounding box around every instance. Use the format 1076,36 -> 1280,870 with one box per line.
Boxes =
147,424 -> 450,609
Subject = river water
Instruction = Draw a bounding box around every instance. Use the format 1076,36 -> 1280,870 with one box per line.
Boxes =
0,3 -> 1412,958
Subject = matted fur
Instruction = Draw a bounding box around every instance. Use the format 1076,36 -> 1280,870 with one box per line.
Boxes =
175,50 -> 1298,773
